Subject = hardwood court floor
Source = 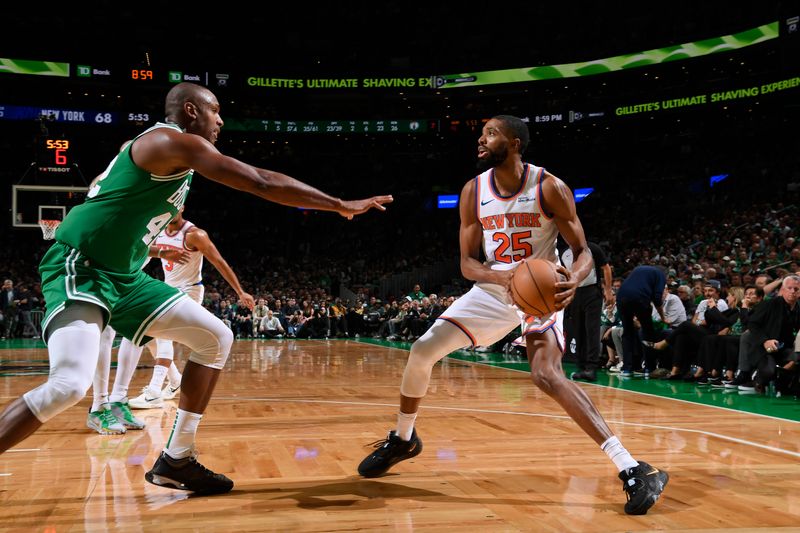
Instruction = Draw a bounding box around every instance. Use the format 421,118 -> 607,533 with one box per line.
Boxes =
1,339 -> 800,532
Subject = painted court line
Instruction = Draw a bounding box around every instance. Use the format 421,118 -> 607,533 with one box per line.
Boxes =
452,355 -> 800,425
219,396 -> 800,460
363,340 -> 800,425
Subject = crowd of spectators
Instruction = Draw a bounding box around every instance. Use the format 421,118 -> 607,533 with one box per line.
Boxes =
3,185 -> 798,403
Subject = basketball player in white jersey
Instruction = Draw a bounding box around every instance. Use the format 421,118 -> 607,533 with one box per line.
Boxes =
358,115 -> 668,515
117,206 -> 254,409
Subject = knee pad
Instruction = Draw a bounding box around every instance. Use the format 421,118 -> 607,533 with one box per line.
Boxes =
188,324 -> 233,369
155,338 -> 175,360
146,299 -> 234,370
24,374 -> 91,422
400,320 -> 467,398
24,321 -> 100,422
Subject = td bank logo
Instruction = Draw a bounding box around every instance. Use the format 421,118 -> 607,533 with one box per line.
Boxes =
168,71 -> 182,83
77,65 -> 91,77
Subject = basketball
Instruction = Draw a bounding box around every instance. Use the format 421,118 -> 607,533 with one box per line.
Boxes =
510,258 -> 563,317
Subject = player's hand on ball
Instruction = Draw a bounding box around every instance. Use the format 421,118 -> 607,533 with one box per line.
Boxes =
553,265 -> 576,311
495,268 -> 516,300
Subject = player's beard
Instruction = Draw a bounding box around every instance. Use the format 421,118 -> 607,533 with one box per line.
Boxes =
476,147 -> 507,172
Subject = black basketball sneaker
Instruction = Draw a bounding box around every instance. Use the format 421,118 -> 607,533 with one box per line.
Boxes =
146,451 -> 233,495
358,429 -> 423,477
619,461 -> 669,515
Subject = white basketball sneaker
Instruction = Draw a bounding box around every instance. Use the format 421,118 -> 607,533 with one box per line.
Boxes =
161,381 -> 181,401
129,386 -> 164,409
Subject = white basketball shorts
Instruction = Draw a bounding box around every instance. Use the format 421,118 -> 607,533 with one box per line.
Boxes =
437,282 -> 564,351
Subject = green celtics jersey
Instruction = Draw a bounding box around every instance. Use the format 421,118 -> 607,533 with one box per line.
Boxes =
56,123 -> 193,273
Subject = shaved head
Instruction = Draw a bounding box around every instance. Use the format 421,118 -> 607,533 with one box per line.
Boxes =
162,82 -> 223,143
165,82 -> 216,120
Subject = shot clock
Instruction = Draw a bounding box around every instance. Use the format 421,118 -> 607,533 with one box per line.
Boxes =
30,135 -> 78,184
41,138 -> 71,169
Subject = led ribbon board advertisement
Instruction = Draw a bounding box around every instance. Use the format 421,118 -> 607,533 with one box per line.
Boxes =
0,58 -> 69,77
434,22 -> 778,89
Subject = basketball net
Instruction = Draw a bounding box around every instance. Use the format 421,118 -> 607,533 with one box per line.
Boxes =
39,219 -> 61,240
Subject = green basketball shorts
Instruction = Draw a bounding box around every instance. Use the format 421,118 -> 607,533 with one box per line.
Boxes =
39,242 -> 186,345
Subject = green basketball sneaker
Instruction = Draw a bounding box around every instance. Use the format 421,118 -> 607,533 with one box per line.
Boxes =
109,399 -> 146,430
87,404 -> 127,435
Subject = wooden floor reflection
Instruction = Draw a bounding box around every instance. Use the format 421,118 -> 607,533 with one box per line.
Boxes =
2,339 -> 800,531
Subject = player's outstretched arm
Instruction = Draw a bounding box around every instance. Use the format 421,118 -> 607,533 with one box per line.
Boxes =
148,245 -> 191,264
185,228 -> 255,310
133,129 -> 392,219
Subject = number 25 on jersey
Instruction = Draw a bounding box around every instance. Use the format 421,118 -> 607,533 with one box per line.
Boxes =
492,231 -> 532,263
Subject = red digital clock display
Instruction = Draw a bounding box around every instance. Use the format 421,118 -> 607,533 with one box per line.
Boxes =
45,139 -> 70,166
131,69 -> 154,80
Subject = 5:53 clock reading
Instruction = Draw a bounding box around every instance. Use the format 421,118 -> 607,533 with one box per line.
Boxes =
127,113 -> 150,122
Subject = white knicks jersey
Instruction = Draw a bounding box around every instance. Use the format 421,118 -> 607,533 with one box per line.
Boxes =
476,163 -> 559,272
153,220 -> 203,290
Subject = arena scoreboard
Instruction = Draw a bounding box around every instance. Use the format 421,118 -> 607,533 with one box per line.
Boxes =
223,118 -> 429,134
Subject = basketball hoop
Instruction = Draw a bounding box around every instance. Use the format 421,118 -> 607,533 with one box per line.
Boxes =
39,219 -> 61,240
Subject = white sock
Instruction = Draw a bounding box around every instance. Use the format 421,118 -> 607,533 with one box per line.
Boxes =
167,363 -> 182,386
396,412 -> 417,441
165,408 -> 203,460
601,436 -> 639,473
91,393 -> 109,413
92,327 -> 115,412
109,339 -> 144,403
148,364 -> 169,393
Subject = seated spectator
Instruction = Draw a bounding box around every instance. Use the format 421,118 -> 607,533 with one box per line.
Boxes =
695,285 -> 763,386
656,285 -> 687,328
259,310 -> 285,338
648,280 -> 728,379
407,283 -> 425,301
676,284 -> 696,316
216,299 -> 234,330
732,275 -> 800,393
385,299 -> 410,340
252,298 -> 269,336
329,297 -> 349,337
233,303 -> 253,338
287,310 -> 306,337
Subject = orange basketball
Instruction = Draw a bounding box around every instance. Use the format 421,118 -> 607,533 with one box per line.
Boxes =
510,258 -> 563,317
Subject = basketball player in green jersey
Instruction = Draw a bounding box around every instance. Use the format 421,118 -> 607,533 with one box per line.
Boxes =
0,82 -> 393,494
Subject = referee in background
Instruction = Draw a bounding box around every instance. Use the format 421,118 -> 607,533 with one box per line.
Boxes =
562,241 -> 613,381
